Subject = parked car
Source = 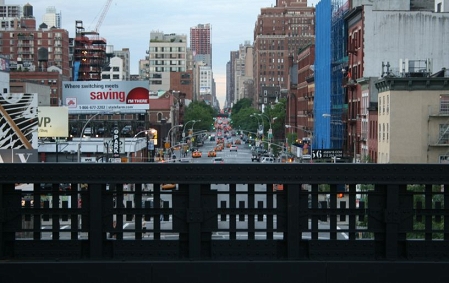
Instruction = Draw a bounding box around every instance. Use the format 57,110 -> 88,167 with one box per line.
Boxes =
261,156 -> 275,163
83,127 -> 93,136
96,125 -> 106,136
179,158 -> 191,163
121,125 -> 133,136
213,157 -> 224,164
70,127 -> 79,137
59,183 -> 71,191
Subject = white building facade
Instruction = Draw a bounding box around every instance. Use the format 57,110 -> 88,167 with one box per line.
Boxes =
147,31 -> 187,93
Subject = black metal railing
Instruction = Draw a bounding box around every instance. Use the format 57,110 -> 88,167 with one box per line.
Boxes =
1,163 -> 449,283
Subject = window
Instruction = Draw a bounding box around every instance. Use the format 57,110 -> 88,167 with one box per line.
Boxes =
157,112 -> 162,122
112,74 -> 120,79
387,95 -> 389,113
439,124 -> 449,144
102,74 -> 110,79
112,67 -> 120,72
440,95 -> 449,114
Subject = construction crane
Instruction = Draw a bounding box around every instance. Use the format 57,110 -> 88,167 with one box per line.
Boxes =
95,0 -> 112,32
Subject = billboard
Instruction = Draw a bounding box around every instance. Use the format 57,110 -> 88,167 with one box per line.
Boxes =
0,149 -> 38,163
62,81 -> 150,114
37,107 -> 69,137
0,92 -> 38,150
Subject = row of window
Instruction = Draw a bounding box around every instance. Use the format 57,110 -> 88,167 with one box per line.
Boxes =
378,123 -> 449,144
102,74 -> 120,80
149,67 -> 186,72
150,60 -> 185,66
380,95 -> 449,116
6,32 -> 63,38
148,47 -> 186,52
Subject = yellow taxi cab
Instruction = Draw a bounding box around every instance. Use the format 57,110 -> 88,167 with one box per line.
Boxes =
273,184 -> 284,191
161,183 -> 177,190
208,150 -> 216,157
226,143 -> 231,148
235,139 -> 241,145
214,145 -> 223,152
192,150 -> 202,158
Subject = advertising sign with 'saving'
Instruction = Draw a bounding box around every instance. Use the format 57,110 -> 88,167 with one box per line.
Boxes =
62,81 -> 149,114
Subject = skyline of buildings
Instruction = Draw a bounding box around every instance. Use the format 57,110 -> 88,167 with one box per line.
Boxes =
1,0 -> 449,164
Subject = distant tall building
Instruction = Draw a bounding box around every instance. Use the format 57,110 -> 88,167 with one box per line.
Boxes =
42,6 -> 61,28
0,7 -> 70,106
112,48 -> 130,80
190,23 -> 212,67
227,42 -> 254,106
72,20 -> 108,81
101,57 -> 124,81
227,51 -> 238,106
0,1 -> 21,29
147,31 -> 187,93
253,0 -> 315,108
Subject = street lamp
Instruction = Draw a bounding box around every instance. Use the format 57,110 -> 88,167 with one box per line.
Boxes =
167,90 -> 182,126
250,114 -> 263,137
182,120 -> 200,142
190,119 -> 200,136
77,111 -> 107,163
165,124 -> 183,149
133,130 -> 152,162
258,114 -> 277,146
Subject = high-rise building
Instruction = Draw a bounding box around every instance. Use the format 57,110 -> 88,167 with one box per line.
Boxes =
190,23 -> 212,67
101,56 -> 124,81
0,4 -> 70,106
0,0 -> 21,30
233,41 -> 253,103
253,0 -> 315,109
42,6 -> 61,28
147,31 -> 187,93
72,20 -> 109,81
112,48 -> 130,81
227,51 -> 239,106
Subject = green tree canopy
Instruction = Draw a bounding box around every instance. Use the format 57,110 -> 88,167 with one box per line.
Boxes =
183,101 -> 216,132
231,98 -> 252,115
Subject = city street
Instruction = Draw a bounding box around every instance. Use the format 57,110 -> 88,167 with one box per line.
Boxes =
30,136 -> 350,241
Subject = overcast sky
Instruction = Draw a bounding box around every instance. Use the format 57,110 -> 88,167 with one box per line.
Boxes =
29,0 -> 320,107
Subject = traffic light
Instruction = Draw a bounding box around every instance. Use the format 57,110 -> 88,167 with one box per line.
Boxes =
337,193 -> 344,198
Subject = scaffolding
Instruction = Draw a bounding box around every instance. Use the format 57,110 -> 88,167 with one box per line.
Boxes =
330,0 -> 349,150
73,20 -> 108,81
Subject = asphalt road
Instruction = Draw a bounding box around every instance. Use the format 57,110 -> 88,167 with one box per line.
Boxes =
30,136 -> 350,241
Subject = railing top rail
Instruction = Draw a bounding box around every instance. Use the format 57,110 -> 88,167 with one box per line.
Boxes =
1,163 -> 448,185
